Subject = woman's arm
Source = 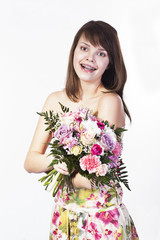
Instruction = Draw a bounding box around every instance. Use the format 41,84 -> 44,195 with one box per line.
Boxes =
24,93 -> 54,173
71,93 -> 125,189
97,93 -> 125,128
24,92 -> 66,173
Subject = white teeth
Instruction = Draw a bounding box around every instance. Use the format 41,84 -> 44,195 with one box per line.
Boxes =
81,64 -> 96,71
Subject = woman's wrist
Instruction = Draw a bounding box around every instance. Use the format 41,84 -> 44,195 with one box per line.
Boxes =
70,169 -> 78,187
71,172 -> 92,189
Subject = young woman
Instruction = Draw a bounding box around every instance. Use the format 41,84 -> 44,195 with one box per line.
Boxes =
24,20 -> 139,239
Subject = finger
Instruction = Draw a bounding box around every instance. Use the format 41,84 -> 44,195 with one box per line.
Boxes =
54,165 -> 69,175
60,170 -> 70,175
57,162 -> 69,171
54,164 -> 68,172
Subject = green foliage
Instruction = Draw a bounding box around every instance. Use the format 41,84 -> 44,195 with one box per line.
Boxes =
110,124 -> 115,130
58,102 -> 70,113
37,102 -> 130,196
115,127 -> 127,137
37,110 -> 60,134
116,162 -> 130,191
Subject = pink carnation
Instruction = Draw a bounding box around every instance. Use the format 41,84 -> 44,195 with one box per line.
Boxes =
80,154 -> 101,174
112,141 -> 122,157
91,144 -> 102,155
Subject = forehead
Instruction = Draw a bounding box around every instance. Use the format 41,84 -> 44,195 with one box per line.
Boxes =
77,35 -> 104,49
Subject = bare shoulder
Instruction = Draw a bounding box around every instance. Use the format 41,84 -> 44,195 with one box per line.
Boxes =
98,92 -> 123,109
97,92 -> 125,127
42,89 -> 65,111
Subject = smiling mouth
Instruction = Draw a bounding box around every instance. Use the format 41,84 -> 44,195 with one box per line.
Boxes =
80,64 -> 97,72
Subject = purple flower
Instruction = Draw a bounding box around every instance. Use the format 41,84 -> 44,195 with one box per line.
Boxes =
100,133 -> 115,152
54,124 -> 72,142
62,137 -> 78,150
108,155 -> 119,168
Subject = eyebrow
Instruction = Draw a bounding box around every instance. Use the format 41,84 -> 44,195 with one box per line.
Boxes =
80,42 -> 107,51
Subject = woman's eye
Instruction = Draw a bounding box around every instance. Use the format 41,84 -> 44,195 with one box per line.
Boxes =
98,52 -> 105,57
81,46 -> 88,51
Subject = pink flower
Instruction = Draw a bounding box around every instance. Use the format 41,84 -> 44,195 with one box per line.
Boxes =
88,222 -> 102,240
89,115 -> 98,122
114,230 -> 122,240
63,194 -> 70,201
62,112 -> 73,117
97,121 -> 105,130
112,141 -> 122,157
82,219 -> 88,230
77,106 -> 88,119
105,229 -> 112,236
91,144 -> 103,155
104,192 -> 112,203
75,116 -> 82,124
96,201 -> 103,208
79,154 -> 101,174
86,193 -> 98,201
95,209 -> 120,228
96,164 -> 108,176
52,211 -> 60,225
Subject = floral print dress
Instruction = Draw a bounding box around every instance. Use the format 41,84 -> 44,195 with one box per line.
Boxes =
49,181 -> 139,240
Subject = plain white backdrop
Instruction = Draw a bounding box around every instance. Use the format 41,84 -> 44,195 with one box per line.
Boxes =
0,0 -> 160,239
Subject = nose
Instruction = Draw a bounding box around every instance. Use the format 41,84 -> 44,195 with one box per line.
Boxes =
86,51 -> 95,62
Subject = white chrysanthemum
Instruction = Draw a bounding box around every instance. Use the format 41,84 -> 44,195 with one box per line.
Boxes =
81,119 -> 101,136
104,126 -> 117,145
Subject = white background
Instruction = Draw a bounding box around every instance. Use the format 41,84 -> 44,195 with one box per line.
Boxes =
0,0 -> 160,239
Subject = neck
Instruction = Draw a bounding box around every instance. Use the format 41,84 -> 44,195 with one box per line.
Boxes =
79,80 -> 104,101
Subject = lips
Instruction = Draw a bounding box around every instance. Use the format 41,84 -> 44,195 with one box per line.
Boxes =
80,63 -> 97,71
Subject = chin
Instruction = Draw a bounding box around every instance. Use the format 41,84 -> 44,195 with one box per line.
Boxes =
79,78 -> 100,83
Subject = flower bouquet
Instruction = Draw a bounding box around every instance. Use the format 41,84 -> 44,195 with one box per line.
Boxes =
37,103 -> 130,197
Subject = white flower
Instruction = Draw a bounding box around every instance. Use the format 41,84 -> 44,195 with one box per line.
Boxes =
60,115 -> 75,126
80,132 -> 96,145
81,119 -> 101,136
96,164 -> 109,176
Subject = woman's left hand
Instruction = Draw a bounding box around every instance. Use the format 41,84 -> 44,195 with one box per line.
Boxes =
53,162 -> 70,175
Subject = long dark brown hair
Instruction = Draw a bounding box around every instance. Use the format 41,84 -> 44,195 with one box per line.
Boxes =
65,20 -> 131,121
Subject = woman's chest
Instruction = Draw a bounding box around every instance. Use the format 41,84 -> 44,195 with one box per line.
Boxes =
58,98 -> 99,117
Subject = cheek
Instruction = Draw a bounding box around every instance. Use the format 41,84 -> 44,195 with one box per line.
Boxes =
99,60 -> 110,73
104,57 -> 110,69
73,49 -> 80,67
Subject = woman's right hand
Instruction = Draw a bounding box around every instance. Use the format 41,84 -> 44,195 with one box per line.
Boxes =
53,162 -> 70,175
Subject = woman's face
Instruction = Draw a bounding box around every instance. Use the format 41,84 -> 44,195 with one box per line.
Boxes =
73,35 -> 109,84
